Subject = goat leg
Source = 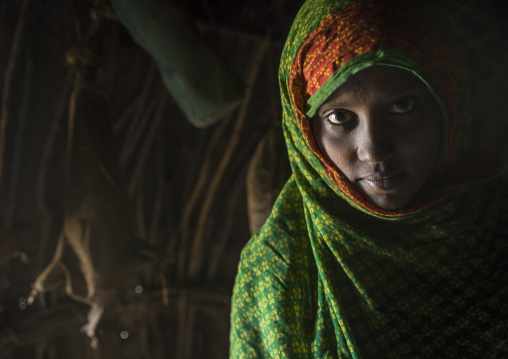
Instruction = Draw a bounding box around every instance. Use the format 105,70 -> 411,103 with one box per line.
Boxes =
27,231 -> 66,306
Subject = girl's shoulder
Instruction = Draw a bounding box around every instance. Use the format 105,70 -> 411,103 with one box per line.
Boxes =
238,175 -> 314,277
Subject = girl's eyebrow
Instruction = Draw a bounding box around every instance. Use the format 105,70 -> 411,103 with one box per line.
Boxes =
385,82 -> 427,97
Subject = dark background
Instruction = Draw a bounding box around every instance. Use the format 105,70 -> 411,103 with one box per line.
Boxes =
0,0 -> 506,358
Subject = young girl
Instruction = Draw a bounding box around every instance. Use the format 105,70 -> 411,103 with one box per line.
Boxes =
230,0 -> 508,357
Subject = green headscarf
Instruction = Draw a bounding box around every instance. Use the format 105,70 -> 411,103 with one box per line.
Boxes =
230,0 -> 508,357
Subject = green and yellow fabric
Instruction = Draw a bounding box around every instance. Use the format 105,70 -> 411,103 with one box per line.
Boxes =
230,0 -> 508,357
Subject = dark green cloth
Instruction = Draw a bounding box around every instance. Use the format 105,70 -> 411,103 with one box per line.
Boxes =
231,179 -> 508,358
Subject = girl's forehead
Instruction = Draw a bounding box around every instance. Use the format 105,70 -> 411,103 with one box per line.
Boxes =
324,66 -> 428,104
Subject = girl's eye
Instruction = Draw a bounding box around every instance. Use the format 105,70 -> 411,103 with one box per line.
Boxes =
324,110 -> 355,125
390,98 -> 415,113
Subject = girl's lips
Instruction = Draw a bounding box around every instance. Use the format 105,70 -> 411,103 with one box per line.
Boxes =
358,172 -> 405,191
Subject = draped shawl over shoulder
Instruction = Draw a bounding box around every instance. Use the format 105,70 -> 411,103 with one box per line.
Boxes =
230,0 -> 508,358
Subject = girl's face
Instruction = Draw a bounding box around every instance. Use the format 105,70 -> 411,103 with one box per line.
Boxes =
312,66 -> 442,210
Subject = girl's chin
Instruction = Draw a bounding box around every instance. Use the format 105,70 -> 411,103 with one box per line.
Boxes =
357,187 -> 415,211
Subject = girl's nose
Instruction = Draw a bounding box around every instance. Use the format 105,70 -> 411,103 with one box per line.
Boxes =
356,115 -> 393,164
